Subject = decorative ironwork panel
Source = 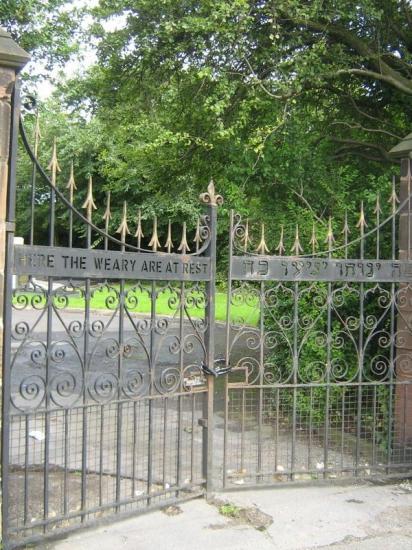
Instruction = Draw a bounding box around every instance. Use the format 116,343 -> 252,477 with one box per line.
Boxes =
2,96 -> 220,550
222,199 -> 412,488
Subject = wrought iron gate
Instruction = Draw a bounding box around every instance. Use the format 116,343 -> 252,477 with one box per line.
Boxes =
222,189 -> 412,487
2,86 -> 220,548
3,82 -> 412,550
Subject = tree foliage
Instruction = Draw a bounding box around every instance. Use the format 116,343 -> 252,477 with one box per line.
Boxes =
0,0 -> 81,70
12,1 -> 412,253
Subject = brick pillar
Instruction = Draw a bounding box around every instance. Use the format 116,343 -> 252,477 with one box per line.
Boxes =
0,29 -> 29,370
389,135 -> 412,454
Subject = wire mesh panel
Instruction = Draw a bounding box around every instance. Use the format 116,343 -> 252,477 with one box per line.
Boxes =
2,104 -> 219,548
223,181 -> 412,488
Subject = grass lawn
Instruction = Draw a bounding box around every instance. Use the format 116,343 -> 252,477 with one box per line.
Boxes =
14,284 -> 260,326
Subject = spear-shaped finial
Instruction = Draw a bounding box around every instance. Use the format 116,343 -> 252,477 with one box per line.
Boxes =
82,175 -> 97,221
356,201 -> 368,231
165,219 -> 174,253
243,219 -> 252,253
324,217 -> 335,250
374,192 -> 382,217
193,217 -> 202,252
102,191 -> 112,224
309,222 -> 318,255
291,224 -> 303,255
148,216 -> 161,251
66,161 -> 77,205
178,222 -> 191,253
276,225 -> 285,256
256,223 -> 269,254
388,176 -> 399,214
341,210 -> 350,241
134,209 -> 144,249
116,201 -> 130,243
48,138 -> 61,187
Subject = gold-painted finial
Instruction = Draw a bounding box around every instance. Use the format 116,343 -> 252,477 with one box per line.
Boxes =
256,223 -> 269,254
165,220 -> 174,253
148,216 -> 161,251
82,175 -> 97,221
374,192 -> 382,216
134,209 -> 144,248
356,201 -> 368,230
116,201 -> 130,242
48,138 -> 61,187
102,191 -> 112,223
276,225 -> 285,256
309,222 -> 318,255
341,210 -> 350,239
66,161 -> 77,205
178,222 -> 191,253
193,217 -> 202,251
324,216 -> 335,249
199,179 -> 223,206
291,224 -> 303,255
243,219 -> 252,252
388,176 -> 399,214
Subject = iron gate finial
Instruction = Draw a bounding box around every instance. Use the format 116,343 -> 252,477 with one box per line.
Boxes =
200,179 -> 223,206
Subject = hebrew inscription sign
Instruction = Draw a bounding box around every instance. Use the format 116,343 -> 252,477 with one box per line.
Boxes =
232,256 -> 412,282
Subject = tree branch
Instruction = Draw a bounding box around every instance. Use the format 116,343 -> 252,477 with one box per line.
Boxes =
292,184 -> 326,225
330,121 -> 402,140
335,68 -> 412,95
330,137 -> 393,161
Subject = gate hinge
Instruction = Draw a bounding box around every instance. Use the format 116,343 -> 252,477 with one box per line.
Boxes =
198,418 -> 208,428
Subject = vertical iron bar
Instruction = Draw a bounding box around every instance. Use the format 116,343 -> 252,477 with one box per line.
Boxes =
387,176 -> 397,473
203,203 -> 217,495
116,241 -> 126,507
275,388 -> 279,474
190,393 -> 195,483
308,387 -> 313,472
132,402 -> 137,498
99,405 -> 104,507
162,398 -> 168,489
241,389 -> 245,474
2,79 -> 20,548
291,281 -> 299,480
324,247 -> 332,478
176,280 -> 185,495
355,211 -> 365,475
258,280 -> 265,482
64,409 -> 69,516
372,386 -> 377,466
29,109 -> 39,246
341,388 -> 345,471
223,210 -> 234,489
81,193 -> 93,520
147,279 -> 156,502
23,415 -> 29,525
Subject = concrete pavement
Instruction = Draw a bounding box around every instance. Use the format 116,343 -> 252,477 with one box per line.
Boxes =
46,480 -> 412,550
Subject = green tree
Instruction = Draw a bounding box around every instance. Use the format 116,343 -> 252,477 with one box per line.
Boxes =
0,0 -> 82,70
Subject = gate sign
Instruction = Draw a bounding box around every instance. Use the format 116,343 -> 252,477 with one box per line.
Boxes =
13,245 -> 211,281
232,255 -> 412,282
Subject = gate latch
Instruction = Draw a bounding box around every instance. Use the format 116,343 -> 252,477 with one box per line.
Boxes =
201,357 -> 231,377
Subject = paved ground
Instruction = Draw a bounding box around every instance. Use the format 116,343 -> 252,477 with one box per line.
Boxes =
44,480 -> 412,550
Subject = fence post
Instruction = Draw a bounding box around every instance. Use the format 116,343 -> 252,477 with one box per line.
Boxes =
200,180 -> 222,495
0,28 -> 29,547
389,134 -> 412,459
0,29 -> 29,366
